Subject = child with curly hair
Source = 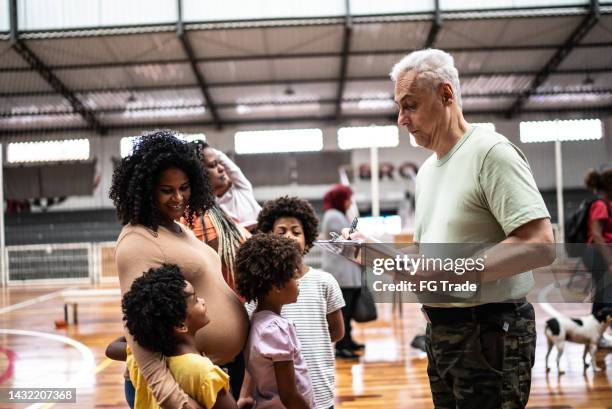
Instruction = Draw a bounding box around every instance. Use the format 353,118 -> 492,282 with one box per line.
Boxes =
236,234 -> 315,409
251,196 -> 345,409
121,264 -> 240,409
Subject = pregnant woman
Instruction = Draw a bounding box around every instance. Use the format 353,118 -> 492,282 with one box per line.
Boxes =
110,131 -> 249,408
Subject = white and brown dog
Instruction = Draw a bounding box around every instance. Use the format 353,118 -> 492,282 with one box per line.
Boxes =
545,308 -> 612,373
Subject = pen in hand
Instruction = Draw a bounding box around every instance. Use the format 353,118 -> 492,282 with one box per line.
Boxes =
348,217 -> 360,259
348,217 -> 358,235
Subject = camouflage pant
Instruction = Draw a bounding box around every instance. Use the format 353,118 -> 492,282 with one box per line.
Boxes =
425,303 -> 536,409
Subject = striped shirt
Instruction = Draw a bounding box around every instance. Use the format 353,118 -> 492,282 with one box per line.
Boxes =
246,268 -> 345,409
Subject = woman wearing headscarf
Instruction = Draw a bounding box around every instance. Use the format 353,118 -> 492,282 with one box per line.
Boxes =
321,184 -> 363,359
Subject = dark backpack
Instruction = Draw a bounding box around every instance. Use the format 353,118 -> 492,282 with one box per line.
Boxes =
564,197 -> 608,257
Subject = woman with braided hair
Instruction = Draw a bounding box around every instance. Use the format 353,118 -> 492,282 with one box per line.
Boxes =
190,140 -> 261,229
110,130 -> 249,409
184,140 -> 251,294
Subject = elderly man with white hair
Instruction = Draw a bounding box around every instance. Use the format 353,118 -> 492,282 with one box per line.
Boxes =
346,49 -> 555,408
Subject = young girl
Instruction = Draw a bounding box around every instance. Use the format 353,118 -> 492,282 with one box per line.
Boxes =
236,234 -> 314,409
256,196 -> 345,409
121,264 -> 239,409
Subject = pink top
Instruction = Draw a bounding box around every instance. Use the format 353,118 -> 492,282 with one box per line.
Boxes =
587,199 -> 612,244
245,310 -> 314,409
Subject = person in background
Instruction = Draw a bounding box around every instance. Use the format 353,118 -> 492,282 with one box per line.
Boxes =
182,202 -> 248,295
397,190 -> 416,232
321,184 -> 363,360
184,141 -> 251,295
584,167 -> 612,347
195,141 -> 261,228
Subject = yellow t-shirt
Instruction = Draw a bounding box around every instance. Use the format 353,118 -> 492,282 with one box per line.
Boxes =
127,347 -> 229,409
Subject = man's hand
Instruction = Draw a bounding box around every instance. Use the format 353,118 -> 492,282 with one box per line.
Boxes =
340,228 -> 377,243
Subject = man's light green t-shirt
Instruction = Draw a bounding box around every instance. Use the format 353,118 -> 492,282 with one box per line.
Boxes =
414,125 -> 550,306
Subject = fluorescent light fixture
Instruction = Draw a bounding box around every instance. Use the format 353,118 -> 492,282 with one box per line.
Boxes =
236,104 -> 252,115
122,106 -> 205,119
357,98 -> 395,110
472,122 -> 496,132
235,128 -> 323,154
355,92 -> 394,111
121,133 -> 206,158
520,119 -> 602,143
7,139 -> 89,163
338,125 -> 399,150
120,136 -> 138,158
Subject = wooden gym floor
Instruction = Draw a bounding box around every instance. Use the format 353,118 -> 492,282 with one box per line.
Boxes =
0,283 -> 610,409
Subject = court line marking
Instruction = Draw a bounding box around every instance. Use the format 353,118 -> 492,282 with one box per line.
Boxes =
0,287 -> 120,408
23,358 -> 117,409
0,347 -> 16,384
0,328 -> 96,375
95,357 -> 114,373
0,288 -> 74,315
0,329 -> 96,409
7,280 -> 583,409
537,277 -> 577,318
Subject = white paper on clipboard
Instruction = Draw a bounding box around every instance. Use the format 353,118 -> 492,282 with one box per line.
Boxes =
314,239 -> 363,265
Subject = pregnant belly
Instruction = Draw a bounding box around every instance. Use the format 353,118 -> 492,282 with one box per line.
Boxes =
195,293 -> 249,365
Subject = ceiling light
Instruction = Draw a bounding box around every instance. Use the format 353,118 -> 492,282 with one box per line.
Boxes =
236,104 -> 252,115
338,125 -> 399,150
357,99 -> 395,110
520,119 -> 602,143
235,128 -> 323,154
7,139 -> 90,163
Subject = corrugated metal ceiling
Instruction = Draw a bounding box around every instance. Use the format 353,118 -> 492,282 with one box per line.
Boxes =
1,4 -> 611,134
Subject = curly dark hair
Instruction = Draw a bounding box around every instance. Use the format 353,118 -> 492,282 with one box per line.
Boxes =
122,264 -> 188,356
109,130 -> 214,230
257,196 -> 319,253
235,233 -> 302,302
585,168 -> 612,193
190,139 -> 210,158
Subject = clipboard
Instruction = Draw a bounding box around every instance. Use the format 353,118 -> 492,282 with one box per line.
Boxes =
314,239 -> 363,264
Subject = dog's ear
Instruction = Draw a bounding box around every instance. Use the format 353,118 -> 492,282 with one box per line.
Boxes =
593,304 -> 612,322
595,309 -> 612,322
594,310 -> 606,322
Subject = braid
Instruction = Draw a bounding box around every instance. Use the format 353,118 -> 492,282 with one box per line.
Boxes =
207,205 -> 245,282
